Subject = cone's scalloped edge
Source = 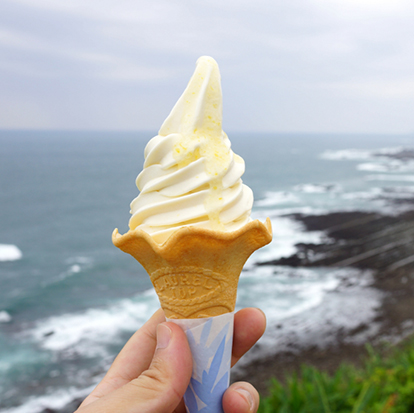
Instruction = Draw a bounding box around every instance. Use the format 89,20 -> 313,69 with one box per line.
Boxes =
112,218 -> 272,256
113,219 -> 272,319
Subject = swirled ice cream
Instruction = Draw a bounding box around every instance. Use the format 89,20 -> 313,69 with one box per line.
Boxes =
129,56 -> 253,244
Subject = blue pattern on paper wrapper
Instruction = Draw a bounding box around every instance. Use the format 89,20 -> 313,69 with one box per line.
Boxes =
183,319 -> 232,413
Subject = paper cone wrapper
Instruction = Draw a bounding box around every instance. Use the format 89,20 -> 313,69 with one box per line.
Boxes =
168,312 -> 234,413
112,218 -> 272,319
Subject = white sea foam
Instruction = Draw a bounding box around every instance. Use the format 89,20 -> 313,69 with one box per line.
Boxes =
341,187 -> 383,200
0,245 -> 22,262
234,268 -> 382,370
0,385 -> 93,413
64,256 -> 93,276
357,160 -> 414,173
357,162 -> 399,172
237,267 -> 340,322
365,174 -> 414,182
59,263 -> 82,279
322,146 -> 414,176
339,184 -> 414,213
44,257 -> 94,286
321,148 -> 374,161
321,146 -> 406,161
294,183 -> 340,193
0,311 -> 11,323
253,206 -> 329,219
374,147 -> 406,156
275,206 -> 329,216
254,191 -> 299,207
246,215 -> 326,268
27,291 -> 159,357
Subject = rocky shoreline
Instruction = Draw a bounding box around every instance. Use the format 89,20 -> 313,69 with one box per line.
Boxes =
43,209 -> 414,412
234,210 -> 414,395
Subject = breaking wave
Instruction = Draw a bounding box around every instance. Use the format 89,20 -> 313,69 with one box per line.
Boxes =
0,245 -> 22,262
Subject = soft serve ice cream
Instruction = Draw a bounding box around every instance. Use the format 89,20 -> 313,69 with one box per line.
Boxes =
129,56 -> 253,244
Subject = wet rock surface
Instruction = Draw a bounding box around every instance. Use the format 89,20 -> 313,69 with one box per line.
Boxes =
260,210 -> 414,270
235,210 -> 414,395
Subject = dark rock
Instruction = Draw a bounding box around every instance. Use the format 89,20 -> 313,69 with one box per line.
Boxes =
235,209 -> 414,396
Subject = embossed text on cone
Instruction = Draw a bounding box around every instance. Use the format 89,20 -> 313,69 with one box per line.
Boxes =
112,218 -> 272,319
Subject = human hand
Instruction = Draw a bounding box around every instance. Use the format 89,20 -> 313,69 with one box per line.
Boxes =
76,308 -> 266,413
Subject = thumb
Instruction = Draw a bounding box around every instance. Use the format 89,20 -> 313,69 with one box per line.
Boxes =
83,322 -> 192,413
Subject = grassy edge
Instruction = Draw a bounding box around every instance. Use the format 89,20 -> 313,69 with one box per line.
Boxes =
258,335 -> 414,413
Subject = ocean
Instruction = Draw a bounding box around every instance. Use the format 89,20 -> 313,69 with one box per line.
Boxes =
1,130 -> 414,412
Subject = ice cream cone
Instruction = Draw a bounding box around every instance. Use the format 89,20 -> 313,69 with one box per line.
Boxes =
112,218 -> 272,319
112,56 -> 272,412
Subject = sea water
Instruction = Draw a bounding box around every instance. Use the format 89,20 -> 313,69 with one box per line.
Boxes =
1,130 -> 414,411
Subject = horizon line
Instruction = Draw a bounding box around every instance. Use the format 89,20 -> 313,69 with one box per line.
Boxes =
0,128 -> 413,137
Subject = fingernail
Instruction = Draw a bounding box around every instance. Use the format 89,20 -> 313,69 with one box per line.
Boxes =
235,387 -> 254,411
156,324 -> 172,350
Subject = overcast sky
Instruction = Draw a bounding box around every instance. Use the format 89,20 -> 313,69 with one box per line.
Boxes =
0,0 -> 413,134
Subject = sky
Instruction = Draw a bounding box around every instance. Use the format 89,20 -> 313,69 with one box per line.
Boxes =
0,0 -> 413,134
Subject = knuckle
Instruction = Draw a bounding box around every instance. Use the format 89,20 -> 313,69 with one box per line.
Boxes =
141,361 -> 168,389
130,360 -> 182,405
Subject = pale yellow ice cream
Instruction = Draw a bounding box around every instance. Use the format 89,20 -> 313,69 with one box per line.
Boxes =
113,56 -> 272,320
129,56 -> 253,244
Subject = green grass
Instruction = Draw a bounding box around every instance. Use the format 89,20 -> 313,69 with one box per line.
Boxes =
259,337 -> 414,413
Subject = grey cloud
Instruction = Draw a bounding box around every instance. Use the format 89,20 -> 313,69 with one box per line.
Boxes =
0,0 -> 413,132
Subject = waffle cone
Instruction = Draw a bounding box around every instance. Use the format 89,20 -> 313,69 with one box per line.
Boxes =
112,218 -> 272,319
